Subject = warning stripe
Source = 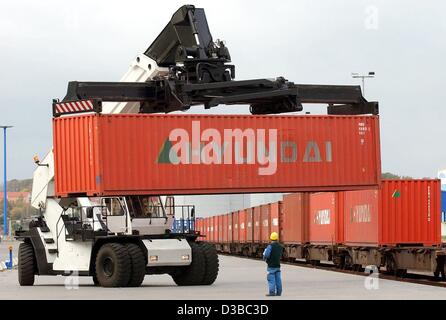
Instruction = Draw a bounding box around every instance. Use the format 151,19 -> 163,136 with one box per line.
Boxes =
54,100 -> 95,115
68,102 -> 76,111
81,100 -> 89,109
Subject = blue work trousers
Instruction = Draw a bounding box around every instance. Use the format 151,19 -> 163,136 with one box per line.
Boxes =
267,267 -> 282,296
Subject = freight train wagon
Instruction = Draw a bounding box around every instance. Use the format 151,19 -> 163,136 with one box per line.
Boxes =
200,180 -> 446,278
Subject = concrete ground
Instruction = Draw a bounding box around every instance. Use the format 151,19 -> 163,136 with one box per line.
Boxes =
1,240 -> 446,299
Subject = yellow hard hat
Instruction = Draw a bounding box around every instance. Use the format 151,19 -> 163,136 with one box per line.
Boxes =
270,232 -> 279,241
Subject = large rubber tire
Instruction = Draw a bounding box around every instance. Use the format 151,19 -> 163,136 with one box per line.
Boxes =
199,242 -> 219,285
95,243 -> 131,287
172,242 -> 205,286
125,243 -> 146,287
18,242 -> 36,286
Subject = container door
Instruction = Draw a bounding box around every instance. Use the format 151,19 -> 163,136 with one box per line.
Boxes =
102,197 -> 127,234
281,193 -> 309,244
309,193 -> 338,244
343,189 -> 378,246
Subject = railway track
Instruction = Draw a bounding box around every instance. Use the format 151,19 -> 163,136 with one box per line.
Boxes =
218,252 -> 446,288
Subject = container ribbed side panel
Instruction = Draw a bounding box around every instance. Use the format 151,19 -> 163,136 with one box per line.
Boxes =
53,115 -> 99,196
54,114 -> 381,196
379,179 -> 441,246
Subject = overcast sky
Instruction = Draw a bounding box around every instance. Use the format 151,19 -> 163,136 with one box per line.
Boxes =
1,0 -> 445,180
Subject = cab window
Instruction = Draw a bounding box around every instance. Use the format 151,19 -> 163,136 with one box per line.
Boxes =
103,198 -> 125,216
128,196 -> 164,218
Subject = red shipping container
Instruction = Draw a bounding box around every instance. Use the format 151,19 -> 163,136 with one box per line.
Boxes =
343,189 -> 378,246
381,180 -> 441,246
233,211 -> 239,242
344,180 -> 441,246
280,193 -> 309,243
228,213 -> 233,243
53,114 -> 381,197
309,192 -> 344,244
253,206 -> 262,242
246,208 -> 254,243
239,210 -> 247,243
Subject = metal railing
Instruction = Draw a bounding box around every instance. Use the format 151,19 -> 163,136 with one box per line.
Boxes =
171,205 -> 196,234
55,206 -> 109,255
54,203 -> 197,251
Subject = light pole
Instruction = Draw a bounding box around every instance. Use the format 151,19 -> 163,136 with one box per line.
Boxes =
1,126 -> 13,238
351,71 -> 375,96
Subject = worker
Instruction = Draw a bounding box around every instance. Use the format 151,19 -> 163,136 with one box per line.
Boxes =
262,232 -> 284,296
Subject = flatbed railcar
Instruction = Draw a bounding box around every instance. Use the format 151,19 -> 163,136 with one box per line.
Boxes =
208,239 -> 446,278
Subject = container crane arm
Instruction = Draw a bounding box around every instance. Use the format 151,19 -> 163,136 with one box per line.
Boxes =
54,4 -> 378,117
58,79 -> 377,116
59,77 -> 301,115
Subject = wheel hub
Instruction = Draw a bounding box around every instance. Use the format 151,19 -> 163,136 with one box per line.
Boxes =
103,257 -> 114,277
